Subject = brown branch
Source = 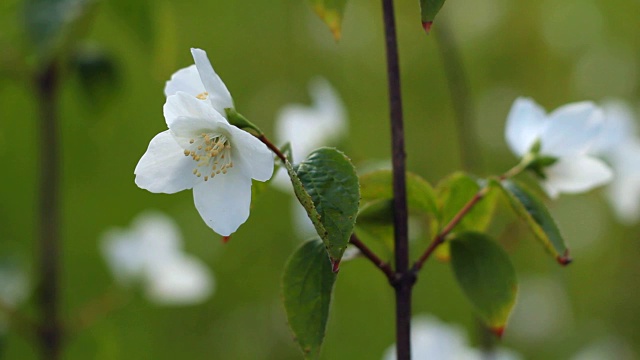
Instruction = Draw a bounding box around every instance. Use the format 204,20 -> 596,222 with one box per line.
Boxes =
381,0 -> 412,358
67,287 -> 128,335
412,187 -> 489,272
349,234 -> 395,281
257,134 -> 287,163
35,61 -> 63,360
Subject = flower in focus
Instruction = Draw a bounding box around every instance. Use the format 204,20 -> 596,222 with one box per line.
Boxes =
135,48 -> 274,236
505,97 -> 613,198
101,211 -> 213,306
594,101 -> 640,224
381,316 -> 521,360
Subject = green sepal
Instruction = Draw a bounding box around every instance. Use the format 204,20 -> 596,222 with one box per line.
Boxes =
282,239 -> 337,359
224,108 -> 264,136
450,231 -> 518,336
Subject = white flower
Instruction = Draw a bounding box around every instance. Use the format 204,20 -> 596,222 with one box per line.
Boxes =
101,212 -> 214,306
381,316 -> 521,360
505,97 -> 613,198
135,48 -> 274,236
596,101 -> 640,224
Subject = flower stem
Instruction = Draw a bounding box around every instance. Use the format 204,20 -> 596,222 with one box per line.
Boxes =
349,234 -> 395,281
68,287 -> 129,335
257,134 -> 287,163
35,62 -> 63,360
412,186 -> 489,272
381,0 -> 412,358
412,161 -> 529,272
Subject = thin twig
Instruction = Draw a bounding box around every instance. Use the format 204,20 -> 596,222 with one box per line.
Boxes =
412,187 -> 488,272
349,234 -> 395,281
411,160 -> 530,273
67,287 -> 129,335
381,0 -> 412,358
35,62 -> 63,360
257,134 -> 287,163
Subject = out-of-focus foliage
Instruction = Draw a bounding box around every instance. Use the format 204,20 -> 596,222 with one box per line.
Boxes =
1,0 -> 639,359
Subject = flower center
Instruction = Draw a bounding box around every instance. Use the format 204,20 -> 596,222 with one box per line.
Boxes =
183,132 -> 233,181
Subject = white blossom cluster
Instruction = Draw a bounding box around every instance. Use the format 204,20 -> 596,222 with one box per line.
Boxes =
101,212 -> 213,305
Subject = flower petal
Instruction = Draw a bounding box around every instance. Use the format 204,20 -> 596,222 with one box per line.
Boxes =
164,91 -> 226,129
192,169 -> 253,236
145,255 -> 214,305
541,102 -> 604,157
541,156 -> 613,199
607,175 -> 640,224
591,100 -> 638,156
227,125 -> 274,182
505,97 -> 547,156
164,65 -> 206,98
191,48 -> 234,115
135,131 -> 200,194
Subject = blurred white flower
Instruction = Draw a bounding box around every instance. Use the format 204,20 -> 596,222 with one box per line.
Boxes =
101,211 -> 214,306
505,97 -> 612,198
0,260 -> 30,333
508,276 -> 573,343
272,78 -> 347,236
382,316 -> 521,360
135,48 -> 274,236
273,78 -> 347,191
593,101 -> 640,224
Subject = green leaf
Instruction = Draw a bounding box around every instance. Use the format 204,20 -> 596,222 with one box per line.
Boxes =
283,239 -> 337,360
284,160 -> 327,239
419,0 -> 447,32
308,0 -> 348,41
450,231 -> 517,335
436,172 -> 496,234
356,170 -> 436,250
295,148 -> 359,263
359,169 -> 438,217
24,0 -> 98,61
491,179 -> 571,265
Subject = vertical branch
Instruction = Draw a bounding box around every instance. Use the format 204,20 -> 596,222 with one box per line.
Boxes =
435,22 -> 482,173
381,0 -> 412,359
35,62 -> 62,360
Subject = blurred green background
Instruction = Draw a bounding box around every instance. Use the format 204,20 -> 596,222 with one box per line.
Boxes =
1,0 -> 639,358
